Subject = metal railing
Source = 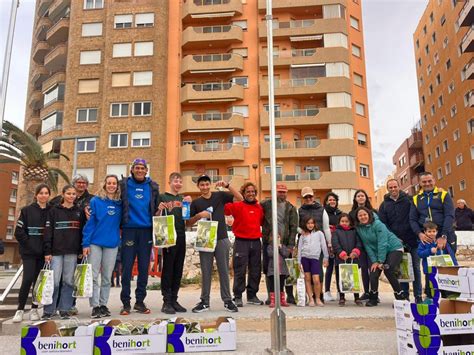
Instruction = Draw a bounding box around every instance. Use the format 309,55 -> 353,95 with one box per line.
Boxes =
191,112 -> 241,121
461,25 -> 473,47
193,25 -> 234,33
193,0 -> 230,5
192,53 -> 232,62
273,139 -> 320,149
41,124 -> 62,136
190,142 -> 241,152
191,82 -> 234,91
0,265 -> 23,304
273,108 -> 320,118
273,19 -> 318,29
268,77 -> 319,88
191,174 -> 234,183
273,172 -> 322,181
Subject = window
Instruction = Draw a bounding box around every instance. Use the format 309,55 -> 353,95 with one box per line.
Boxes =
133,71 -> 153,86
110,103 -> 129,117
182,140 -> 196,145
111,72 -> 131,87
6,226 -> 13,238
80,50 -> 101,65
84,0 -> 103,10
113,43 -> 132,58
468,119 -> 474,133
82,22 -> 102,37
440,117 -> 447,129
135,13 -> 154,27
434,52 -> 439,64
77,108 -> 98,123
77,138 -> 96,153
432,32 -> 436,43
471,146 -> 474,159
442,139 -> 449,152
10,189 -> 17,203
418,58 -> 422,67
109,133 -> 128,148
425,45 -> 430,55
423,25 -> 427,34
427,154 -> 432,164
353,72 -> 363,86
445,162 -> 451,175
438,95 -> 443,107
437,168 -> 443,180
399,155 -> 406,167
435,146 -> 440,158
450,105 -> 457,117
448,81 -> 455,93
419,76 -> 424,87
430,105 -> 435,116
11,171 -> 18,184
453,129 -> 460,141
230,135 -> 249,148
459,180 -> 466,191
43,84 -> 64,106
107,164 -> 128,178
416,39 -> 419,49
456,153 -> 463,165
425,134 -> 430,144
41,112 -> 63,134
323,4 -> 346,18
131,132 -> 151,147
78,79 -> 99,94
429,12 -> 434,23
8,207 -> 15,221
231,76 -> 248,88
76,168 -> 95,183
464,91 -> 473,107
357,132 -> 367,146
423,114 -> 427,125
264,165 -> 283,175
232,20 -> 248,30
446,59 -> 451,70
433,125 -> 438,136
355,102 -> 365,116
133,101 -> 152,116
421,95 -> 426,105
448,186 -> 454,197
436,74 -> 441,85
114,14 -> 133,29
350,16 -> 360,30
351,44 -> 361,57
359,164 -> 369,177
134,42 -> 153,56
440,15 -> 446,26
264,134 -> 281,142
231,105 -> 249,117
427,65 -> 432,75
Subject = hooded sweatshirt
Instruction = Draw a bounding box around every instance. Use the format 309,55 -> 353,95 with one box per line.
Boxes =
82,196 -> 122,248
224,199 -> 264,239
15,202 -> 51,257
124,177 -> 152,228
297,230 -> 329,263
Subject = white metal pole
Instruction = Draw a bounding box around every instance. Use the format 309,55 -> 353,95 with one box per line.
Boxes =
72,137 -> 78,178
0,0 -> 20,132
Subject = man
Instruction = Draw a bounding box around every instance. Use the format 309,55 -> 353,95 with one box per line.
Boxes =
298,187 -> 333,302
409,172 -> 456,297
157,172 -> 191,314
224,182 -> 264,307
379,179 -> 422,303
187,175 -> 243,313
119,158 -> 160,315
261,184 -> 298,305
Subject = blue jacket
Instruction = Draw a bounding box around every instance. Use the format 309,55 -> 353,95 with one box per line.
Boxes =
120,176 -> 159,228
409,187 -> 456,244
417,241 -> 458,274
82,196 -> 122,248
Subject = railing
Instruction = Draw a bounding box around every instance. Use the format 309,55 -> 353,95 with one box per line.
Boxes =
0,265 -> 23,304
191,82 -> 233,91
274,139 -> 320,149
46,16 -> 69,37
273,108 -> 320,118
41,124 -> 62,136
270,78 -> 318,88
191,174 -> 234,183
193,25 -> 234,33
274,172 -> 322,181
193,0 -> 230,5
461,25 -> 473,46
189,143 -> 241,152
273,19 -> 324,29
191,112 -> 241,121
192,53 -> 232,62
409,152 -> 424,167
458,0 -> 473,24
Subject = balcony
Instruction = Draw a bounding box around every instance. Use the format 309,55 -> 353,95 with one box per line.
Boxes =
44,43 -> 68,73
181,53 -> 244,75
258,0 -> 346,11
260,139 -> 355,159
260,107 -> 353,128
407,130 -> 422,149
461,26 -> 474,53
42,72 -> 65,92
38,125 -> 63,145
469,91 -> 474,107
182,0 -> 243,22
31,66 -> 49,89
465,59 -> 474,80
180,112 -> 244,133
46,18 -> 69,46
29,91 -> 43,110
32,41 -> 51,64
259,77 -> 351,98
25,115 -> 41,136
181,174 -> 245,194
409,152 -> 424,169
41,101 -> 64,119
259,18 -> 347,40
49,0 -> 70,22
261,171 -> 358,191
180,143 -> 245,163
458,0 -> 473,27
34,17 -> 52,41
182,25 -> 243,50
259,47 -> 349,68
181,82 -> 244,103
37,0 -> 53,16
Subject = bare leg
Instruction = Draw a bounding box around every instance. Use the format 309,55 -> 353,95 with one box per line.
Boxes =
312,275 -> 323,306
304,273 -> 314,306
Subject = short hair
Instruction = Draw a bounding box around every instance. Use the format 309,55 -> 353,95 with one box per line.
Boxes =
72,174 -> 89,185
423,221 -> 438,231
34,183 -> 51,197
386,178 -> 399,188
240,182 -> 257,195
323,192 -> 339,206
169,172 -> 182,182
419,172 -> 433,178
354,206 -> 374,225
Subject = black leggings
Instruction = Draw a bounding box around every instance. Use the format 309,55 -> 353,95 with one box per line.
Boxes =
18,256 -> 44,310
324,256 -> 335,292
268,275 -> 286,292
359,249 -> 370,294
369,251 -> 403,293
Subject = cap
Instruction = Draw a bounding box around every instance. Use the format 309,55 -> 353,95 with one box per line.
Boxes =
276,183 -> 288,192
131,158 -> 147,168
196,174 -> 211,184
301,187 -> 314,197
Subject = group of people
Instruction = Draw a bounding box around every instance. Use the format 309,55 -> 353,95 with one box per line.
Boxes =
12,160 -> 462,322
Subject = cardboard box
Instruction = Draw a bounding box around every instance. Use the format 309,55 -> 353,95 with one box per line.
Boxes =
21,320 -> 98,355
167,317 -> 236,353
394,300 -> 414,332
93,319 -> 167,354
432,266 -> 474,297
396,329 -> 417,355
411,331 -> 474,355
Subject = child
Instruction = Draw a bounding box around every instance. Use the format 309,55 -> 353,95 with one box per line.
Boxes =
267,236 -> 290,308
297,215 -> 329,307
332,213 -> 363,307
417,221 -> 458,302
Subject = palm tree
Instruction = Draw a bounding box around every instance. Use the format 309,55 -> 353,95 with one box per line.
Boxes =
0,120 -> 70,202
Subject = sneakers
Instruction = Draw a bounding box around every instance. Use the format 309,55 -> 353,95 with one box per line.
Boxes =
192,301 -> 210,313
286,293 -> 296,305
91,307 -> 102,319
366,291 -> 378,307
355,299 -> 364,307
161,303 -> 176,315
338,298 -> 346,307
172,302 -> 187,313
69,306 -> 78,316
224,301 -> 239,313
247,296 -> 264,305
59,311 -> 70,320
359,293 -> 370,301
100,305 -> 111,317
41,313 -> 52,320
29,309 -> 40,321
134,302 -> 151,314
120,304 -> 131,316
234,297 -> 243,307
324,291 -> 336,302
12,310 -> 24,323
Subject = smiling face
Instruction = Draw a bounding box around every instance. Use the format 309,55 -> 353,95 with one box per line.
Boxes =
327,195 -> 337,208
277,190 -> 287,200
74,179 -> 88,194
355,192 -> 367,206
105,176 -> 118,195
357,209 -> 370,224
169,176 -> 183,194
63,188 -> 77,205
387,180 -> 400,199
132,164 -> 148,181
243,185 -> 257,202
36,187 -> 50,205
419,174 -> 435,192
339,216 -> 351,228
197,180 -> 211,195
457,200 -> 465,209
302,194 -> 313,205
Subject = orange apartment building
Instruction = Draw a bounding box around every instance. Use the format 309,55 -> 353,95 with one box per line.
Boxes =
23,0 -> 374,212
414,0 -> 473,205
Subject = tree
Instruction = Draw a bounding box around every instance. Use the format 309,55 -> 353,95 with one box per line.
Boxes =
0,121 -> 70,203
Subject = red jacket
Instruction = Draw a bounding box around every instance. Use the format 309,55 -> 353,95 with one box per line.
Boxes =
224,200 -> 263,239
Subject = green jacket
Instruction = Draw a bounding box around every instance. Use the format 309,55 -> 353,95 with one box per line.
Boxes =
356,219 -> 403,264
261,199 -> 298,247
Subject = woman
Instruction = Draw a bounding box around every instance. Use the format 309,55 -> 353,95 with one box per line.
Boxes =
12,184 -> 51,323
323,192 -> 342,302
83,175 -> 122,318
43,185 -> 85,319
455,199 -> 474,231
355,207 -> 406,306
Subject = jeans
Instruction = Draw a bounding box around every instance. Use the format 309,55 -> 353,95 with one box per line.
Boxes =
89,244 -> 118,308
400,247 -> 422,299
44,254 -> 77,314
120,228 -> 153,305
369,251 -> 403,293
232,238 -> 262,299
18,256 -> 43,310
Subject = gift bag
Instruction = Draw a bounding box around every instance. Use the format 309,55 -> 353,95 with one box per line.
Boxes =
427,254 -> 455,267
296,276 -> 306,307
32,262 -> 54,305
195,220 -> 218,252
284,258 -> 300,286
338,262 -> 362,293
398,252 -> 415,282
153,210 -> 177,248
73,257 -> 93,298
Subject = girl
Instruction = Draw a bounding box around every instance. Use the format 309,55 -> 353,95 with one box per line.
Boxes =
83,175 -> 122,318
297,215 -> 329,307
12,184 -> 51,323
43,185 -> 85,319
332,213 -> 363,307
355,207 -> 406,307
267,236 -> 290,308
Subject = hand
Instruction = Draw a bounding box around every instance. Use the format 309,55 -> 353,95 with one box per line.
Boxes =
370,263 -> 380,272
83,247 -> 90,257
44,255 -> 52,262
418,232 -> 432,244
158,202 -> 168,212
215,180 -> 229,189
437,238 -> 447,250
342,255 -> 349,261
349,252 -> 358,259
323,259 -> 329,268
430,247 -> 437,254
183,195 -> 192,203
85,206 -> 91,220
199,211 -> 211,219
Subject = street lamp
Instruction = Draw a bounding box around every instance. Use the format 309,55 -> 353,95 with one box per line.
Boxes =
53,134 -> 99,178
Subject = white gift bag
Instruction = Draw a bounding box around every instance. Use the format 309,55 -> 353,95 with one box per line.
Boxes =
73,256 -> 93,298
32,262 -> 54,305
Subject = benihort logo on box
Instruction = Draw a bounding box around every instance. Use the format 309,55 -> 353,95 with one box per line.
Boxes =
185,335 -> 223,346
112,339 -> 151,349
437,277 -> 461,288
441,349 -> 474,355
37,340 -> 77,351
439,317 -> 474,329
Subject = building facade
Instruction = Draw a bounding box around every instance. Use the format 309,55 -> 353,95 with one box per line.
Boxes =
23,0 -> 375,211
413,0 -> 473,205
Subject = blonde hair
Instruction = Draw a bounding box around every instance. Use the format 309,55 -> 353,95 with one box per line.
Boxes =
97,175 -> 121,201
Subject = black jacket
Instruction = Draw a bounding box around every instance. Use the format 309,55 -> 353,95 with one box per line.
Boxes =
455,207 -> 474,231
50,190 -> 94,211
15,202 -> 51,257
379,191 -> 418,248
324,205 -> 342,228
299,202 -> 325,230
331,225 -> 362,265
44,204 -> 85,256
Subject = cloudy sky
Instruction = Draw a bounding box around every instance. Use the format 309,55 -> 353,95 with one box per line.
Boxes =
1,0 -> 428,186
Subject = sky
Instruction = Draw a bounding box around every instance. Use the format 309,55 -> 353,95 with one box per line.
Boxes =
0,0 -> 428,187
